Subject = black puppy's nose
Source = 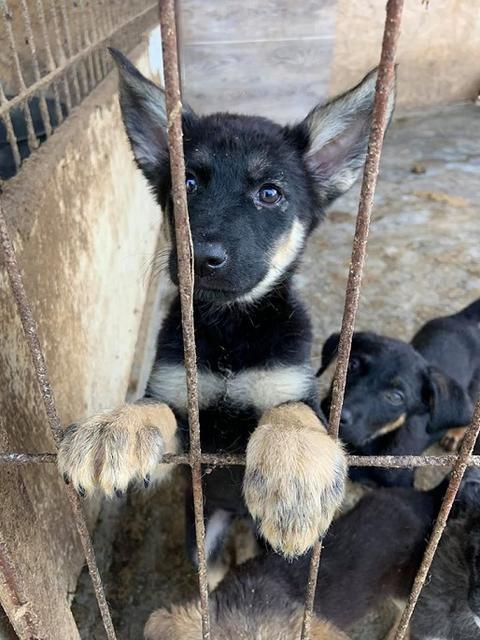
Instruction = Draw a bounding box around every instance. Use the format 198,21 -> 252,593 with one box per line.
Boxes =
340,408 -> 353,429
194,242 -> 228,277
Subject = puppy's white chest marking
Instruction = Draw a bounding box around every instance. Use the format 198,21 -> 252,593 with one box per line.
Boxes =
149,363 -> 314,415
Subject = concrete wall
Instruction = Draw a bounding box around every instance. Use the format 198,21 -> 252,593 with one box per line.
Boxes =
179,0 -> 480,121
0,43 -> 162,639
330,0 -> 480,109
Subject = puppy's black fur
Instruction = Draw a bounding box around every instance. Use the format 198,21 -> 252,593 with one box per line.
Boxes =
410,468 -> 480,639
320,298 -> 480,486
59,49 -> 395,562
147,483 -> 444,638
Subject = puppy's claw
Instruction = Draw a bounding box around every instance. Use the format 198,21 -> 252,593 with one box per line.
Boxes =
143,474 -> 151,489
63,472 -> 70,485
57,403 -> 178,497
244,403 -> 347,557
77,485 -> 86,498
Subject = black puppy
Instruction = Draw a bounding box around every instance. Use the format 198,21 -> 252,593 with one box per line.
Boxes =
410,468 -> 480,640
319,299 -> 479,486
58,48 -> 395,563
145,483 -> 443,639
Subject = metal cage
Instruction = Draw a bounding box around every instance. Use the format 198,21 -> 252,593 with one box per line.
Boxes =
1,1 -> 479,639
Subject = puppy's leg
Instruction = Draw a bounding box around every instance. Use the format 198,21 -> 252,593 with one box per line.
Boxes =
58,401 -> 178,497
441,426 -> 466,452
243,402 -> 346,557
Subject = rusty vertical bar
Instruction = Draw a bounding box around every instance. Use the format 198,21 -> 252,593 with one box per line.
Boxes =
0,83 -> 21,171
65,0 -> 89,96
0,205 -> 118,640
18,0 -> 53,137
34,0 -> 65,124
0,0 -> 38,151
394,401 -> 480,639
78,0 -> 98,87
88,1 -> 108,78
300,1 -> 405,638
57,0 -> 82,104
47,0 -> 73,111
77,1 -> 96,89
158,0 -> 211,638
85,2 -> 104,81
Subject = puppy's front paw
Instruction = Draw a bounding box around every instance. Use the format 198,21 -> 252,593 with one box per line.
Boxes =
58,403 -> 177,497
441,426 -> 466,452
243,403 -> 346,557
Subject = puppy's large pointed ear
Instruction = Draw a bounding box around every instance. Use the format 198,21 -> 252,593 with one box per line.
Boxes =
316,332 -> 340,377
109,48 -> 195,182
423,366 -> 474,434
298,68 -> 395,206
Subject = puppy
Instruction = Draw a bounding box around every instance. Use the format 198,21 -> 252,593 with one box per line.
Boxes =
145,483 -> 444,639
410,468 -> 480,640
319,298 -> 479,487
58,48 -> 395,562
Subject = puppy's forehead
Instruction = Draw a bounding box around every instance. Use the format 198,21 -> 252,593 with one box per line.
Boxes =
186,113 -> 291,159
351,334 -> 424,372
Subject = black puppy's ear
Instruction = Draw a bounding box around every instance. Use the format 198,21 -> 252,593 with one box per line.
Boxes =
109,48 -> 195,181
423,366 -> 474,434
298,68 -> 395,206
316,332 -> 340,377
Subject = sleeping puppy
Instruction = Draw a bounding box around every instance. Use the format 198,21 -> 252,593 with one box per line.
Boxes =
145,483 -> 444,639
319,298 -> 480,487
58,50 -> 396,563
410,468 -> 480,640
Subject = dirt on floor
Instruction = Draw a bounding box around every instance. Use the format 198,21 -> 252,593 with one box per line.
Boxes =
73,103 -> 480,639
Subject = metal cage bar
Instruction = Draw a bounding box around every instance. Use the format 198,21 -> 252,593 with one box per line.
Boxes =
393,401 -> 480,639
158,0 -> 211,636
2,451 -> 480,468
0,203 -> 118,639
301,1 -> 405,637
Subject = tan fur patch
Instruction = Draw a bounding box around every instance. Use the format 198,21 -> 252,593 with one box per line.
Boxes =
57,402 -> 178,496
244,402 -> 347,557
441,426 -> 467,452
374,413 -> 407,438
144,603 -> 349,640
237,220 -> 305,303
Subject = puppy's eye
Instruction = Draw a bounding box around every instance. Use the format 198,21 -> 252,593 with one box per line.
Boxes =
348,357 -> 361,374
258,184 -> 282,205
385,390 -> 404,405
185,173 -> 198,194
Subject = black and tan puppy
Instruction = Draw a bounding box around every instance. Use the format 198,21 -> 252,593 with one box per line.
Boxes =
319,299 -> 479,487
58,50 -> 395,562
410,468 -> 480,640
145,483 -> 443,639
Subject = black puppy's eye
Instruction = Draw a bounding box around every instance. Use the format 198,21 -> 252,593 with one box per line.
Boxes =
258,184 -> 282,205
185,173 -> 198,194
348,357 -> 361,374
385,389 -> 405,405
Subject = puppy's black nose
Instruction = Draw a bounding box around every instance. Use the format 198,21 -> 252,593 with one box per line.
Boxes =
194,242 -> 228,277
339,408 -> 353,429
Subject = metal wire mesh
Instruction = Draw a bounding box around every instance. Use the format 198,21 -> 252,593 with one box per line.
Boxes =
0,0 -> 157,180
0,1 -> 478,640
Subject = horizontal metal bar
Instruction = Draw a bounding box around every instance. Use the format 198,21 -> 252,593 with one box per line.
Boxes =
0,2 -> 157,119
1,451 -> 479,469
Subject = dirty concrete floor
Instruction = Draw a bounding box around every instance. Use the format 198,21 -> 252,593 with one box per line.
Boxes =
73,104 -> 480,639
